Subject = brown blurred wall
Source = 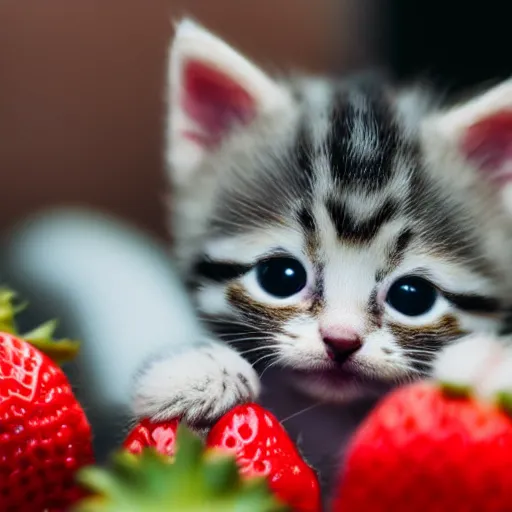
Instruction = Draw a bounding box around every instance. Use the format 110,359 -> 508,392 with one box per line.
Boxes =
0,0 -> 382,240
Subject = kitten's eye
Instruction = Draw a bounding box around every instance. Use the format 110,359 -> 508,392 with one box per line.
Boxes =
256,257 -> 307,298
386,276 -> 438,317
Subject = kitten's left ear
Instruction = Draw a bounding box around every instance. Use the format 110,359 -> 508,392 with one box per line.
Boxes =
423,79 -> 512,206
166,19 -> 293,185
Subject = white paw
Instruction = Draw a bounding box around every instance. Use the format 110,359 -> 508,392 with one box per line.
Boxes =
434,334 -> 512,399
132,340 -> 260,425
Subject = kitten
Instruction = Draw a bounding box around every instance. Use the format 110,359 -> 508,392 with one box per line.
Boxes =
133,19 -> 512,428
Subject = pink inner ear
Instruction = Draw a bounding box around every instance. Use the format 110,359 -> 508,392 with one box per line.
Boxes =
461,110 -> 512,184
182,60 -> 256,148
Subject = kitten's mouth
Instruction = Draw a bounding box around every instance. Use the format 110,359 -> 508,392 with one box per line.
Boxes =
292,366 -> 365,385
290,358 -> 394,389
288,363 -> 393,403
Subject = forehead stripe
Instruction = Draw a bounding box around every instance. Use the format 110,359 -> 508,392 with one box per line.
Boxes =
294,119 -> 315,184
328,84 -> 399,192
326,197 -> 397,244
387,228 -> 414,268
297,205 -> 316,233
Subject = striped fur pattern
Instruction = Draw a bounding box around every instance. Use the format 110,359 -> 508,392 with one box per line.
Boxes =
133,20 -> 512,423
185,80 -> 512,399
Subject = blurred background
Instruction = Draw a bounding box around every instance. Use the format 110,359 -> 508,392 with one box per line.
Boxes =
0,0 -> 510,464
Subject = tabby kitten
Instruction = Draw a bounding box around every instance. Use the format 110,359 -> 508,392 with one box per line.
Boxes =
133,19 -> 512,426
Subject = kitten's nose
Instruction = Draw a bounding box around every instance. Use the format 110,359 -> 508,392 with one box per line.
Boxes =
321,327 -> 362,364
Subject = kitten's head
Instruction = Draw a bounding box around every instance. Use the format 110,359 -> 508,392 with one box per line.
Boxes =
165,20 -> 512,401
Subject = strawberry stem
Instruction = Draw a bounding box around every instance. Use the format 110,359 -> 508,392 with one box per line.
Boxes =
0,286 -> 80,364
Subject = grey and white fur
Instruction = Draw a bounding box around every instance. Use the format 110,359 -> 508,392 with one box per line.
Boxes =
133,20 -> 512,429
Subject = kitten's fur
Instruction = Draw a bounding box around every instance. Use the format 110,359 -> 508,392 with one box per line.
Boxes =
133,20 -> 512,428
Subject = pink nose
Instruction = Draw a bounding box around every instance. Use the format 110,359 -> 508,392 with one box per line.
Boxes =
320,327 -> 362,364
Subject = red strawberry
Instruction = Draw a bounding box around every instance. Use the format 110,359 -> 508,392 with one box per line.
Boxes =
207,403 -> 322,512
123,417 -> 179,456
0,290 -> 93,511
333,362 -> 512,511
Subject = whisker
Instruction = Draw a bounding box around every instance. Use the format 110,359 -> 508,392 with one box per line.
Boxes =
198,318 -> 276,336
252,353 -> 278,368
396,363 -> 430,373
403,348 -> 438,356
259,358 -> 281,378
221,333 -> 272,343
280,403 -> 321,425
238,345 -> 282,357
201,311 -> 276,330
392,363 -> 430,382
199,316 -> 260,327
404,357 -> 434,367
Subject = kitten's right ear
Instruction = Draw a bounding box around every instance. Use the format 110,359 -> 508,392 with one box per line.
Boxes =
166,19 -> 292,185
422,79 -> 512,210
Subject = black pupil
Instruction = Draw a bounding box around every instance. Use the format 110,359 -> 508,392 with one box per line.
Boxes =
386,276 -> 437,317
256,257 -> 307,298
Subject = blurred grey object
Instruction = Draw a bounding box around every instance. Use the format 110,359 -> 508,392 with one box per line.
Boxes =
1,208 -> 199,459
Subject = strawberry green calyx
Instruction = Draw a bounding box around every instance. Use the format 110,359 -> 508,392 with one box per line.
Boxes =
74,426 -> 288,512
0,287 -> 80,364
496,391 -> 512,416
22,319 -> 81,364
0,288 -> 25,333
439,380 -> 472,399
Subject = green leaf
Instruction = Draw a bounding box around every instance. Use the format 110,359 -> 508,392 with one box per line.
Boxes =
74,426 -> 289,512
0,286 -> 81,364
22,318 -> 58,340
202,452 -> 241,494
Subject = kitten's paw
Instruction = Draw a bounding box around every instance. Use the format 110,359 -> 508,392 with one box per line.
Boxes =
434,334 -> 512,399
133,341 -> 260,426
